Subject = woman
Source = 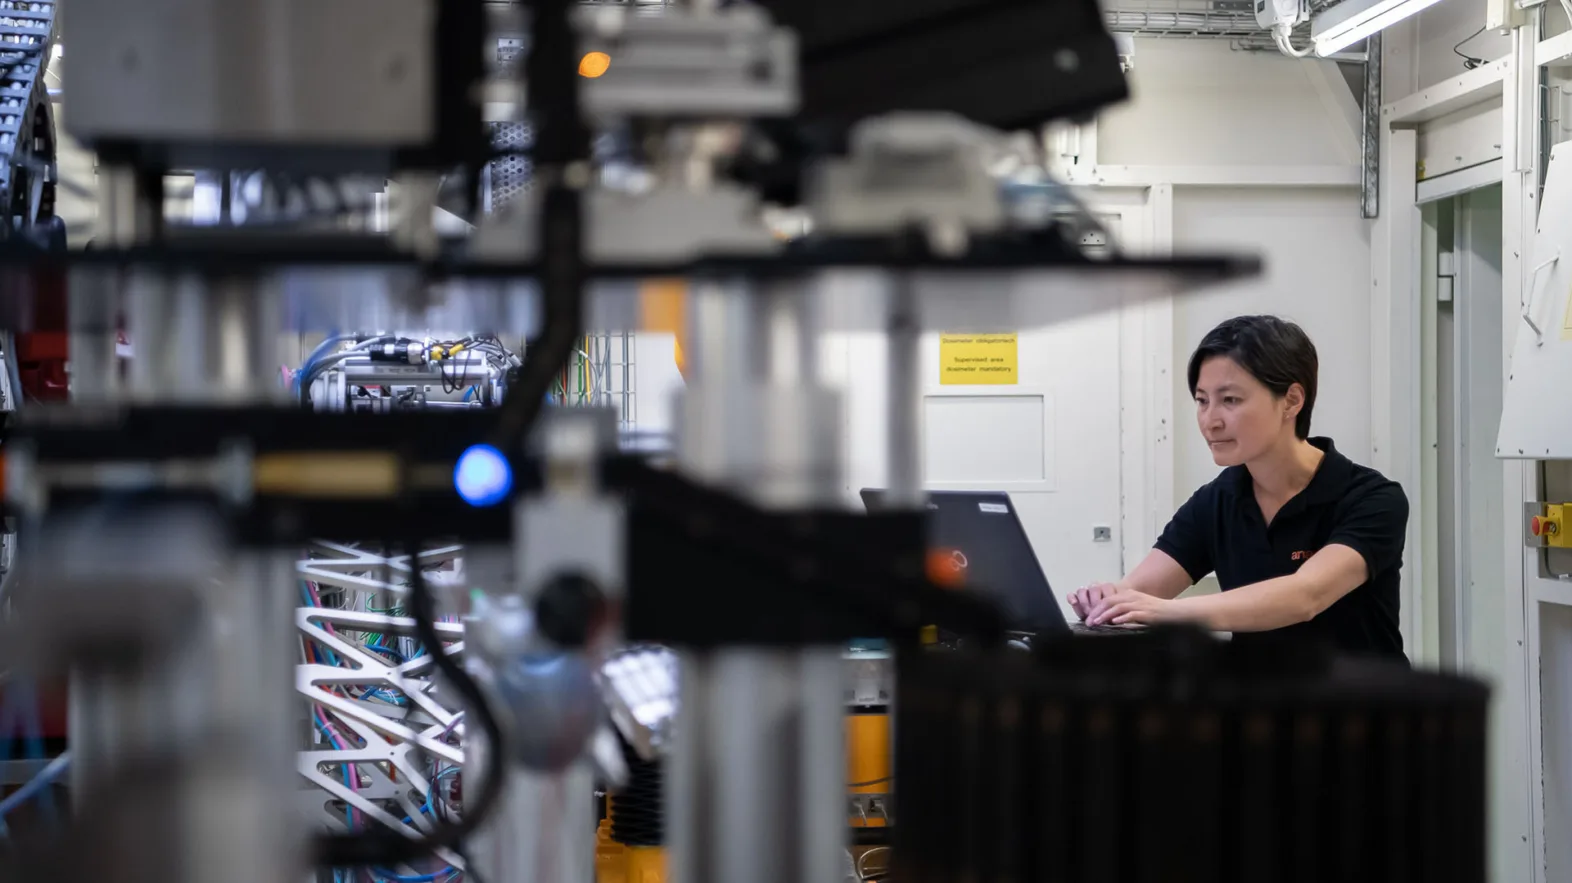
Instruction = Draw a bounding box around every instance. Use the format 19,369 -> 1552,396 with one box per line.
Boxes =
1069,315 -> 1409,660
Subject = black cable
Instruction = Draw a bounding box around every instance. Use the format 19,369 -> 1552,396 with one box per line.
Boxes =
1454,25 -> 1487,70
312,536 -> 507,868
486,0 -> 587,452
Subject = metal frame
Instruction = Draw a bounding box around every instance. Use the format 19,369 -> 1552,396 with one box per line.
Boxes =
1416,157 -> 1505,203
1075,163 -> 1361,186
294,542 -> 470,860
1374,14 -> 1544,882
1114,187 -> 1176,576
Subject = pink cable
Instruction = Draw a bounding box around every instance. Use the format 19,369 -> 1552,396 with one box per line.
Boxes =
316,703 -> 364,829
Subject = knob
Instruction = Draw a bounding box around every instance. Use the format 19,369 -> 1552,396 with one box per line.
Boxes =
1532,516 -> 1544,537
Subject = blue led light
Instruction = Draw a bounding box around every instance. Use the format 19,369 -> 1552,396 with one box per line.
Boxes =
454,444 -> 513,507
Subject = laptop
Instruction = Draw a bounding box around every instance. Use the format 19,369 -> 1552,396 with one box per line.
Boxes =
859,488 -> 1136,638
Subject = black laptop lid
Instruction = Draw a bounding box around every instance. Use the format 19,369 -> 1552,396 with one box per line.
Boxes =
860,488 -> 1069,634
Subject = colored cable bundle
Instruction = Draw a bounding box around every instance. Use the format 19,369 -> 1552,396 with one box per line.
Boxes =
301,577 -> 469,881
311,539 -> 505,873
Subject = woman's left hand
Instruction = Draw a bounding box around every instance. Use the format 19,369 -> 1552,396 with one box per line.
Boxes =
1085,589 -> 1181,627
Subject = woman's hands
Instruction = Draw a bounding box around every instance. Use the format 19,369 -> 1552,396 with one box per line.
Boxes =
1067,582 -> 1119,622
1068,582 -> 1183,627
1083,588 -> 1180,627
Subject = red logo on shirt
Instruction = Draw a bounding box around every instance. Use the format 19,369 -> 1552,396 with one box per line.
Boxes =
1290,550 -> 1311,561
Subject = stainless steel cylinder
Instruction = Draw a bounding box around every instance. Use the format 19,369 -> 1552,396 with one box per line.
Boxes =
675,279 -> 755,489
339,350 -> 493,386
66,276 -> 121,403
677,279 -> 842,508
670,648 -> 846,883
94,165 -> 158,247
61,260 -> 304,883
127,274 -> 286,403
670,279 -> 847,883
470,756 -> 598,883
885,274 -> 924,508
188,549 -> 307,883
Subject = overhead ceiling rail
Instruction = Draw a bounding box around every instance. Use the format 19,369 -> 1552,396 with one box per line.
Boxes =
1103,9 -> 1261,37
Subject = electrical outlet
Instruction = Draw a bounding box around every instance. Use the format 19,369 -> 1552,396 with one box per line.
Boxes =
1093,525 -> 1112,542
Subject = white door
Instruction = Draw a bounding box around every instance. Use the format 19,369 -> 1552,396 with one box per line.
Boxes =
835,199 -> 1153,622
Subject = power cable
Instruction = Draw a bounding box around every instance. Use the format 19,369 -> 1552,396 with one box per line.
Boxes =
1454,25 -> 1487,70
487,0 -> 587,452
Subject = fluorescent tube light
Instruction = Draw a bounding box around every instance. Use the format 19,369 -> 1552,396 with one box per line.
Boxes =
1310,0 -> 1448,56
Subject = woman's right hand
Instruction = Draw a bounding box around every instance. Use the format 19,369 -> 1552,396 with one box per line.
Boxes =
1068,582 -> 1121,621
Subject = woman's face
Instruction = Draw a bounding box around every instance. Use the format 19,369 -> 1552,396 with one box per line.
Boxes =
1192,356 -> 1299,467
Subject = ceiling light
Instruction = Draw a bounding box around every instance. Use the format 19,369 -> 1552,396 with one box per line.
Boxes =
1311,0 -> 1447,57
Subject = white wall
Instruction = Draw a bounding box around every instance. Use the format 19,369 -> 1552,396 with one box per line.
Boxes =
1414,0 -> 1510,89
1099,39 -> 1360,167
1171,188 -> 1375,497
832,291 -> 1127,610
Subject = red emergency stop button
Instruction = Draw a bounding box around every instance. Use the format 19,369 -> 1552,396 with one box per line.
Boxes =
1533,516 -> 1559,537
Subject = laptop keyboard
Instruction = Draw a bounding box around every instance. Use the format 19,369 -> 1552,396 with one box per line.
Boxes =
1069,622 -> 1146,636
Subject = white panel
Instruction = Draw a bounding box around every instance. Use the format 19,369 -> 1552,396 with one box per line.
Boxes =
1498,142 -> 1572,459
1417,99 -> 1504,181
1387,58 -> 1507,125
631,332 -> 684,434
1171,188 -> 1374,496
922,395 -> 1048,485
1415,157 -> 1503,203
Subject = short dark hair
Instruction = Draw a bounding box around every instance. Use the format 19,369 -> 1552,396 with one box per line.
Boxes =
1186,315 -> 1318,440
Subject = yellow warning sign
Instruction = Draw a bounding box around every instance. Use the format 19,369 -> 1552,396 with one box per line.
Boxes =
939,333 -> 1018,385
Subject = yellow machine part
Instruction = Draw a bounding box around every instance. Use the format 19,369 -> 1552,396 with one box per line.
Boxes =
595,818 -> 626,883
847,712 -> 892,828
596,798 -> 667,883
638,279 -> 689,382
622,847 -> 666,883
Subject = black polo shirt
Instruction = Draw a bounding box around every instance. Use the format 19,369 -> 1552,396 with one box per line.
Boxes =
1154,437 -> 1409,661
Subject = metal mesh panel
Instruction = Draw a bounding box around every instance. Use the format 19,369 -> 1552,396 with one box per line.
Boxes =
487,38 -> 531,213
487,122 -> 533,213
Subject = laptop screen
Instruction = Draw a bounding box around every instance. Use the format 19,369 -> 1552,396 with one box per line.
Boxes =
860,489 -> 1069,634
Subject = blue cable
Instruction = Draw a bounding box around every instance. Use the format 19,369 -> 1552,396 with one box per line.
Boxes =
0,751 -> 68,838
355,796 -> 459,882
366,643 -> 405,662
293,332 -> 353,397
370,867 -> 461,882
0,678 -> 53,817
300,583 -> 342,667
313,715 -> 357,829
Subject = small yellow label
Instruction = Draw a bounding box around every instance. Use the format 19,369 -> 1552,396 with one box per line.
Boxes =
1562,283 -> 1572,341
939,333 -> 1018,385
